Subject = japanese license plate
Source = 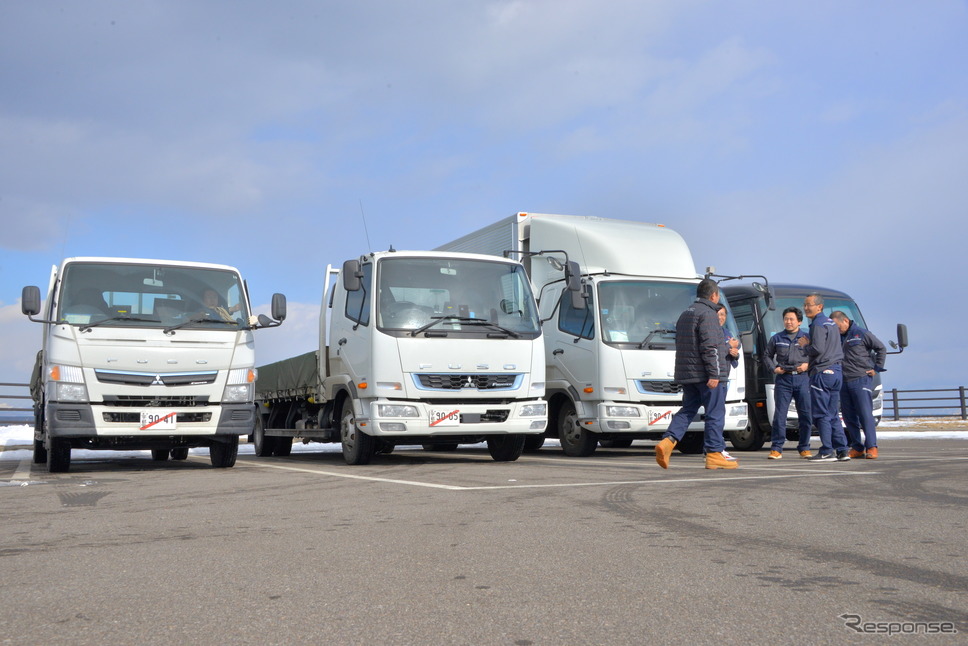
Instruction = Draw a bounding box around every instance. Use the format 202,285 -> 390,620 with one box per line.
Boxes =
140,411 -> 177,431
647,408 -> 674,426
429,409 -> 460,427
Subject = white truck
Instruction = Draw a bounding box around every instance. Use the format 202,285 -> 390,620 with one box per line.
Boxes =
437,212 -> 749,456
253,249 -> 558,464
22,257 -> 286,472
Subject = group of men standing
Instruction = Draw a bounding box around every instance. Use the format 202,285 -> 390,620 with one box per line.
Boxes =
655,279 -> 887,471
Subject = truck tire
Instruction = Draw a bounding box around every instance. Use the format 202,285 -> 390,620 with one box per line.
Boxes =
210,436 -> 239,468
523,435 -> 545,452
486,434 -> 526,462
340,405 -> 375,465
727,425 -> 766,451
273,438 -> 293,457
151,449 -> 170,461
47,438 -> 71,473
675,432 -> 705,454
253,415 -> 277,457
33,408 -> 47,464
557,400 -> 597,457
170,447 -> 189,460
599,438 -> 633,449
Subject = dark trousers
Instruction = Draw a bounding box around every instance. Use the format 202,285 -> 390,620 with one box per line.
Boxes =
840,375 -> 877,450
770,373 -> 812,452
810,368 -> 848,454
664,382 -> 726,453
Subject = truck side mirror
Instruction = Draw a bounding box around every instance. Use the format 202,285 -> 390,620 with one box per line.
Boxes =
22,286 -> 41,317
896,323 -> 908,349
565,261 -> 585,309
342,260 -> 362,292
271,293 -> 287,322
739,330 -> 754,354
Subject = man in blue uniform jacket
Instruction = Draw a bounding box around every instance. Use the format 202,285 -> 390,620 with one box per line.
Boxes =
831,311 -> 887,459
800,293 -> 850,462
763,306 -> 813,459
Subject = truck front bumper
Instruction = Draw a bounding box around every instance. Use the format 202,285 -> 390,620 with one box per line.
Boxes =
45,402 -> 254,438
358,398 -> 547,436
578,401 -> 749,434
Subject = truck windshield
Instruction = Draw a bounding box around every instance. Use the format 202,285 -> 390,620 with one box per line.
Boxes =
376,257 -> 540,336
598,280 -> 738,347
56,262 -> 249,330
764,296 -> 867,337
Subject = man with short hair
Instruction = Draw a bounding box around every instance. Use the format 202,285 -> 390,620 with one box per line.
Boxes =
800,293 -> 850,462
655,279 -> 737,470
831,310 -> 887,459
763,306 -> 813,459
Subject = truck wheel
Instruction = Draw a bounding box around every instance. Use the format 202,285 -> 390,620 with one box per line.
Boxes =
33,408 -> 47,464
210,437 -> 239,468
486,434 -> 526,462
47,438 -> 71,473
675,433 -> 705,454
151,449 -> 170,461
340,406 -> 375,465
727,425 -> 766,451
253,415 -> 277,457
557,400 -> 597,457
523,435 -> 545,452
273,438 -> 293,457
33,438 -> 48,465
170,447 -> 189,460
600,438 -> 633,449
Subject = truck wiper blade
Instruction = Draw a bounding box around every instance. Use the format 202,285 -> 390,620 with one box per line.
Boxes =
163,316 -> 238,335
410,315 -> 461,337
78,315 -> 158,332
409,316 -> 518,338
639,328 -> 676,349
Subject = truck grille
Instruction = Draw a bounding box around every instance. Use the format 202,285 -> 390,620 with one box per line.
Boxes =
416,374 -> 519,390
103,395 -> 209,407
95,370 -> 218,386
638,380 -> 681,394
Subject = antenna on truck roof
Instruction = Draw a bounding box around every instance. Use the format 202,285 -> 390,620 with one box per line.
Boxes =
358,199 -> 373,252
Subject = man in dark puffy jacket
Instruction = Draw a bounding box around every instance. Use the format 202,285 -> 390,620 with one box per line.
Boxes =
831,311 -> 887,459
655,279 -> 737,470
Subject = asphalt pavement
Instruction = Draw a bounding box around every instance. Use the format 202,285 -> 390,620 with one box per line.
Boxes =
1,436 -> 966,645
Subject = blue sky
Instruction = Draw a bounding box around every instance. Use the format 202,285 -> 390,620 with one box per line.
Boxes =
1,0 -> 966,391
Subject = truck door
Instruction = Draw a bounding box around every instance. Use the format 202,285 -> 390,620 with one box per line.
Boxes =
548,288 -> 596,391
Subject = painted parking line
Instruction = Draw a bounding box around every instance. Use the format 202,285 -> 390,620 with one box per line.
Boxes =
239,456 -> 881,491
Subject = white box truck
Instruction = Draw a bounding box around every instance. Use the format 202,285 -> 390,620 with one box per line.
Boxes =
437,212 -> 749,456
253,249 -> 557,464
22,257 -> 286,472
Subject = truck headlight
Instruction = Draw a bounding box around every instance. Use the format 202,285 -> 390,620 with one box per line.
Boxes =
377,404 -> 420,417
606,406 -> 640,417
223,368 -> 256,403
49,365 -> 88,403
728,404 -> 748,417
519,403 -> 547,417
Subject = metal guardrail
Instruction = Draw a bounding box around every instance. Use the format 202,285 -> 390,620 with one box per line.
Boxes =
884,387 -> 968,421
0,382 -> 34,425
3,382 -> 967,424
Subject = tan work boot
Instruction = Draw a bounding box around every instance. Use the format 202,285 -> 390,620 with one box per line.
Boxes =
705,452 -> 739,469
655,437 -> 677,469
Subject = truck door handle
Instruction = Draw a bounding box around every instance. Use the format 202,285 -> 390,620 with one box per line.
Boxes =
338,338 -> 347,346
553,349 -> 563,356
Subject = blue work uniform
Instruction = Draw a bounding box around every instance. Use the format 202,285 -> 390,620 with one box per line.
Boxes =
803,311 -> 848,455
763,328 -> 812,452
837,322 -> 887,452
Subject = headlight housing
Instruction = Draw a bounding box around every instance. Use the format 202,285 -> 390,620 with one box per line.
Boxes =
606,406 -> 640,417
377,404 -> 420,418
223,368 -> 256,403
519,403 -> 547,417
49,365 -> 88,403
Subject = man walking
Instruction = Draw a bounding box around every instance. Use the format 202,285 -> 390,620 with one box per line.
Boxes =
655,279 -> 737,470
800,293 -> 850,462
831,311 -> 887,459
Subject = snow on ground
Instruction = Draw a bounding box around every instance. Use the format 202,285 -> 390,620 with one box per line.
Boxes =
0,420 -> 965,462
